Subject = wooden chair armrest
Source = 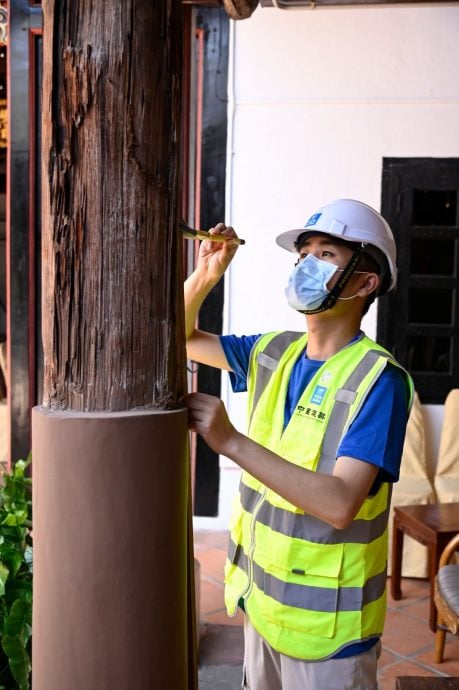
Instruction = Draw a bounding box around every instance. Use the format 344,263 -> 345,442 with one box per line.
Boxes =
439,533 -> 459,568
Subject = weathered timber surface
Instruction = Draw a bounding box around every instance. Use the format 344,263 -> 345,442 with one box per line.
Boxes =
41,0 -> 185,411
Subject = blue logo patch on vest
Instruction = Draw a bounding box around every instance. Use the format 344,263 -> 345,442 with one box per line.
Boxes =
305,212 -> 322,227
310,385 -> 327,406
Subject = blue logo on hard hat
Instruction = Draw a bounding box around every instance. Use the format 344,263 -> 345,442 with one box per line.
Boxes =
305,213 -> 322,227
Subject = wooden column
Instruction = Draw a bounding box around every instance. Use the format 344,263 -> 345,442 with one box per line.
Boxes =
32,2 -> 196,688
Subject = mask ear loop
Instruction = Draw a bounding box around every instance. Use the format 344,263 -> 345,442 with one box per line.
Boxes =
302,243 -> 367,315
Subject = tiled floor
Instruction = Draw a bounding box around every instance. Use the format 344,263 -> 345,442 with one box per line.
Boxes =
194,529 -> 459,689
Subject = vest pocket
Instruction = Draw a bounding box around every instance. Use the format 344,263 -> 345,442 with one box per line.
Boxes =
256,542 -> 344,639
263,594 -> 338,639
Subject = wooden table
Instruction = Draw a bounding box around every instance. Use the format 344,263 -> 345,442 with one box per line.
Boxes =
396,677 -> 459,689
391,503 -> 459,632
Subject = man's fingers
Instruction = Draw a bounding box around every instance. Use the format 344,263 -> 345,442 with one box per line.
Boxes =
185,392 -> 222,433
209,223 -> 238,239
185,392 -> 212,420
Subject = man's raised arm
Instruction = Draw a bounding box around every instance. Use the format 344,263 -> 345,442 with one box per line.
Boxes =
185,222 -> 240,370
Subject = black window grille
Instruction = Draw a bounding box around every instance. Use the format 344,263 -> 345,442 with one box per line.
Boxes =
378,158 -> 459,404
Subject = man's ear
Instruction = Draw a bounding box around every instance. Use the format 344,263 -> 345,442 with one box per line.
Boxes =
356,273 -> 380,297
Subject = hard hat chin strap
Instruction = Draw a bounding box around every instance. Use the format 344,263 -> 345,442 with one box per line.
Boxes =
302,243 -> 367,315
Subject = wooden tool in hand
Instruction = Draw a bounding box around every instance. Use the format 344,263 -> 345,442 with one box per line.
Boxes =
179,221 -> 246,245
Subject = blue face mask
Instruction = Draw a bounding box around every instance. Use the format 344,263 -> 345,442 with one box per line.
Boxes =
285,254 -> 339,313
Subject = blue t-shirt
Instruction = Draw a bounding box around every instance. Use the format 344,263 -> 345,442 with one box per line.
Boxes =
220,331 -> 409,659
220,332 -> 409,483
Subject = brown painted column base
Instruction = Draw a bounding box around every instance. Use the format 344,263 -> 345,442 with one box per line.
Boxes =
32,407 -> 190,690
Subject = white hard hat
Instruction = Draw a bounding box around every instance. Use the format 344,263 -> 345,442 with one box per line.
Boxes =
276,199 -> 397,293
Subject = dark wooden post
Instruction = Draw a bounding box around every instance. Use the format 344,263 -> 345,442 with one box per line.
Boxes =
32,2 -> 196,688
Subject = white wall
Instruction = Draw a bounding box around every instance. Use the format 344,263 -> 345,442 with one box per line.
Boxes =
194,2 -> 459,530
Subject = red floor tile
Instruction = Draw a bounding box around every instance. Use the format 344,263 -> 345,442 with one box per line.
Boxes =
415,636 -> 459,676
378,658 -> 443,684
199,578 -> 225,615
382,609 -> 437,656
194,529 -> 229,551
196,548 -> 227,580
378,647 -> 400,670
205,607 -> 244,627
386,577 -> 431,607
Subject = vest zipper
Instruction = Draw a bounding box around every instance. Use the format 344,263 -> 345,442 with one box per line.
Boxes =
231,485 -> 267,615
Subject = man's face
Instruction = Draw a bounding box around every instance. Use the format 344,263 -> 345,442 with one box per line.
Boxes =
296,233 -> 355,291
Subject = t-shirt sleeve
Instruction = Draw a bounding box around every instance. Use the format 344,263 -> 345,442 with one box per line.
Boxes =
219,334 -> 262,393
337,363 -> 410,484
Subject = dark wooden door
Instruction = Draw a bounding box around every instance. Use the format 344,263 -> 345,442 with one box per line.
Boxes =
5,1 -> 43,463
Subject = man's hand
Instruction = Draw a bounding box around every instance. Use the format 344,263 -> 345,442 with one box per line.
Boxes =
185,392 -> 239,456
195,223 -> 240,284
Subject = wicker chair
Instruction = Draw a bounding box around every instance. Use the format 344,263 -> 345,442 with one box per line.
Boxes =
434,532 -> 459,663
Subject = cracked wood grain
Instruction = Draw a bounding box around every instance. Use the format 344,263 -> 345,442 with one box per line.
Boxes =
41,0 -> 186,411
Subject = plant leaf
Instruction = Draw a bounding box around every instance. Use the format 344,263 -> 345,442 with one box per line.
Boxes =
1,634 -> 31,690
2,511 -> 29,527
4,599 -> 32,644
0,545 -> 24,578
0,565 -> 8,598
0,457 -> 32,688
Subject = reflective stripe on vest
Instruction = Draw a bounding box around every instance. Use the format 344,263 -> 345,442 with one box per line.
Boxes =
228,537 -> 387,612
250,331 -> 303,424
238,482 -> 392,544
319,348 -> 392,473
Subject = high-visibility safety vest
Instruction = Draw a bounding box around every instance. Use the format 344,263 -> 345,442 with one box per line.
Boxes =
224,331 -> 414,661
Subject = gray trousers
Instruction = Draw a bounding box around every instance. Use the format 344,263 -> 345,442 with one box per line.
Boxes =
242,617 -> 380,690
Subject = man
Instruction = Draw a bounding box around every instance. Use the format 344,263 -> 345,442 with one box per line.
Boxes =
185,199 -> 413,690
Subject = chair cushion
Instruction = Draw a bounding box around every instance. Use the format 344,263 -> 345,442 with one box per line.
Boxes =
437,564 -> 459,616
435,390 -> 459,503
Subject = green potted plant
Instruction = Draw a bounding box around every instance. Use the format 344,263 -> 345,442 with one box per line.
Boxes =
0,458 -> 32,690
